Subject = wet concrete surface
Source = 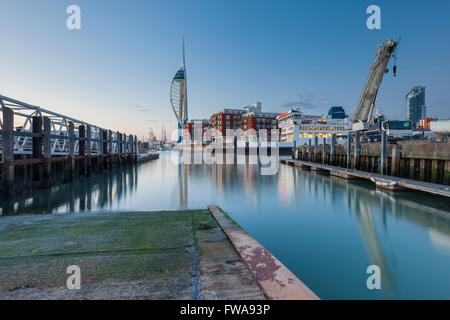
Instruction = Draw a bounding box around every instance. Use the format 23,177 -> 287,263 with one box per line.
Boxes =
208,206 -> 319,300
0,209 -> 266,300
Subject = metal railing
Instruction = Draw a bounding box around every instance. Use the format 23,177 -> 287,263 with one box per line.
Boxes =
0,94 -> 137,157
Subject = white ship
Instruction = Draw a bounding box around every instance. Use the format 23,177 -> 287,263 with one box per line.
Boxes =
277,106 -> 350,145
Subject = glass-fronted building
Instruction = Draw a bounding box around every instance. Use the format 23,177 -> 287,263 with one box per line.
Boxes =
406,86 -> 426,128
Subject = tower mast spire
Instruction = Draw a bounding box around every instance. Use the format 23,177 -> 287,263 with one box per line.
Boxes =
182,36 -> 188,123
182,36 -> 185,69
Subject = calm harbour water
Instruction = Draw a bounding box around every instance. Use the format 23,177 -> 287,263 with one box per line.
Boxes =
1,151 -> 450,299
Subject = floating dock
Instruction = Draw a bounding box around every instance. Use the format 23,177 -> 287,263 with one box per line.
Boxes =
281,158 -> 450,198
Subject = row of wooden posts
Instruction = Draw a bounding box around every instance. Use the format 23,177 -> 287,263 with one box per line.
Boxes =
295,131 -> 387,170
1,106 -> 139,199
294,131 -> 450,185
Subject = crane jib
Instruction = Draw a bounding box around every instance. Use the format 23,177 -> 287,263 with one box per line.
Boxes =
351,40 -> 399,131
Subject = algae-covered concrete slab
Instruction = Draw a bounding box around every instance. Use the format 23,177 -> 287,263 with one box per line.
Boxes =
0,210 -> 196,299
0,209 -> 266,300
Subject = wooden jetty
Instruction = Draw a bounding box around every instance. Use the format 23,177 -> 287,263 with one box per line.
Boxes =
0,95 -> 157,199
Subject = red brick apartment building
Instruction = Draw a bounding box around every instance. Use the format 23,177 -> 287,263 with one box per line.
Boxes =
210,102 -> 280,139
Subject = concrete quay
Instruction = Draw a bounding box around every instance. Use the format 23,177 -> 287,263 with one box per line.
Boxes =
0,207 -> 317,300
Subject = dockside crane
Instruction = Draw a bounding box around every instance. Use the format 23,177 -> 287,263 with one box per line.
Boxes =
351,39 -> 399,132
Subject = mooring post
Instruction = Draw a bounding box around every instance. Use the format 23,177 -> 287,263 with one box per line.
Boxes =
65,121 -> 75,181
129,135 -> 133,163
134,135 -> 138,162
127,134 -> 131,163
380,130 -> 387,175
86,125 -> 92,176
42,117 -> 52,188
129,135 -> 133,162
124,135 -> 128,163
308,139 -> 312,162
117,131 -> 122,167
79,125 -> 86,175
108,130 -> 113,170
102,130 -> 108,170
330,133 -> 336,166
392,145 -> 401,177
314,135 -> 318,163
2,107 -> 15,198
32,116 -> 43,182
322,138 -> 327,164
96,129 -> 102,172
292,140 -> 297,160
346,133 -> 352,168
353,131 -> 360,169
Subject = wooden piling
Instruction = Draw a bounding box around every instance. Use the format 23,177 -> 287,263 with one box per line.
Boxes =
330,134 -> 336,166
380,130 -> 387,175
308,139 -> 312,162
314,135 -> 318,162
42,117 -> 52,188
353,131 -> 360,169
2,107 -> 15,197
134,135 -> 138,163
128,134 -> 133,163
108,130 -> 113,169
392,145 -> 401,177
346,134 -> 351,169
65,121 -> 75,182
79,125 -> 86,176
102,129 -> 107,170
32,116 -> 43,182
98,129 -> 104,172
118,132 -> 123,167
86,125 -> 92,176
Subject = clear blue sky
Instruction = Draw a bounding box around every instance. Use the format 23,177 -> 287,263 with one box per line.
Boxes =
1,0 -> 449,139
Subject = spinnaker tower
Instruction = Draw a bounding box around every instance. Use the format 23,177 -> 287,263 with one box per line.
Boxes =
170,38 -> 188,143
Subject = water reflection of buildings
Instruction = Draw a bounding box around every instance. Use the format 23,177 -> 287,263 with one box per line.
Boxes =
1,165 -> 139,215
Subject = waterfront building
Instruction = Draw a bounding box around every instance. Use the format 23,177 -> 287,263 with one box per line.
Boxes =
211,102 -> 280,139
240,102 -> 279,139
277,106 -> 350,145
406,86 -> 426,128
211,108 -> 246,137
183,119 -> 212,143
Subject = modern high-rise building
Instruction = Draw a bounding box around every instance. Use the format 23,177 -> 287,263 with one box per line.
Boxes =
406,86 -> 426,128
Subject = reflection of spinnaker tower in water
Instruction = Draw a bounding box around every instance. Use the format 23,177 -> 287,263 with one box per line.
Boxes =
170,38 -> 188,143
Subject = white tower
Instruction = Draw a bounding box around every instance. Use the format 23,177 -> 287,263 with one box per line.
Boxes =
170,37 -> 188,143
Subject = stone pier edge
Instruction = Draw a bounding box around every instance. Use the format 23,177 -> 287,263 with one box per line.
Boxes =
207,205 -> 320,300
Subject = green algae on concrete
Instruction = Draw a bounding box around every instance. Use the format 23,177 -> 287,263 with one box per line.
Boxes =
0,209 -> 267,300
0,210 -> 201,299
